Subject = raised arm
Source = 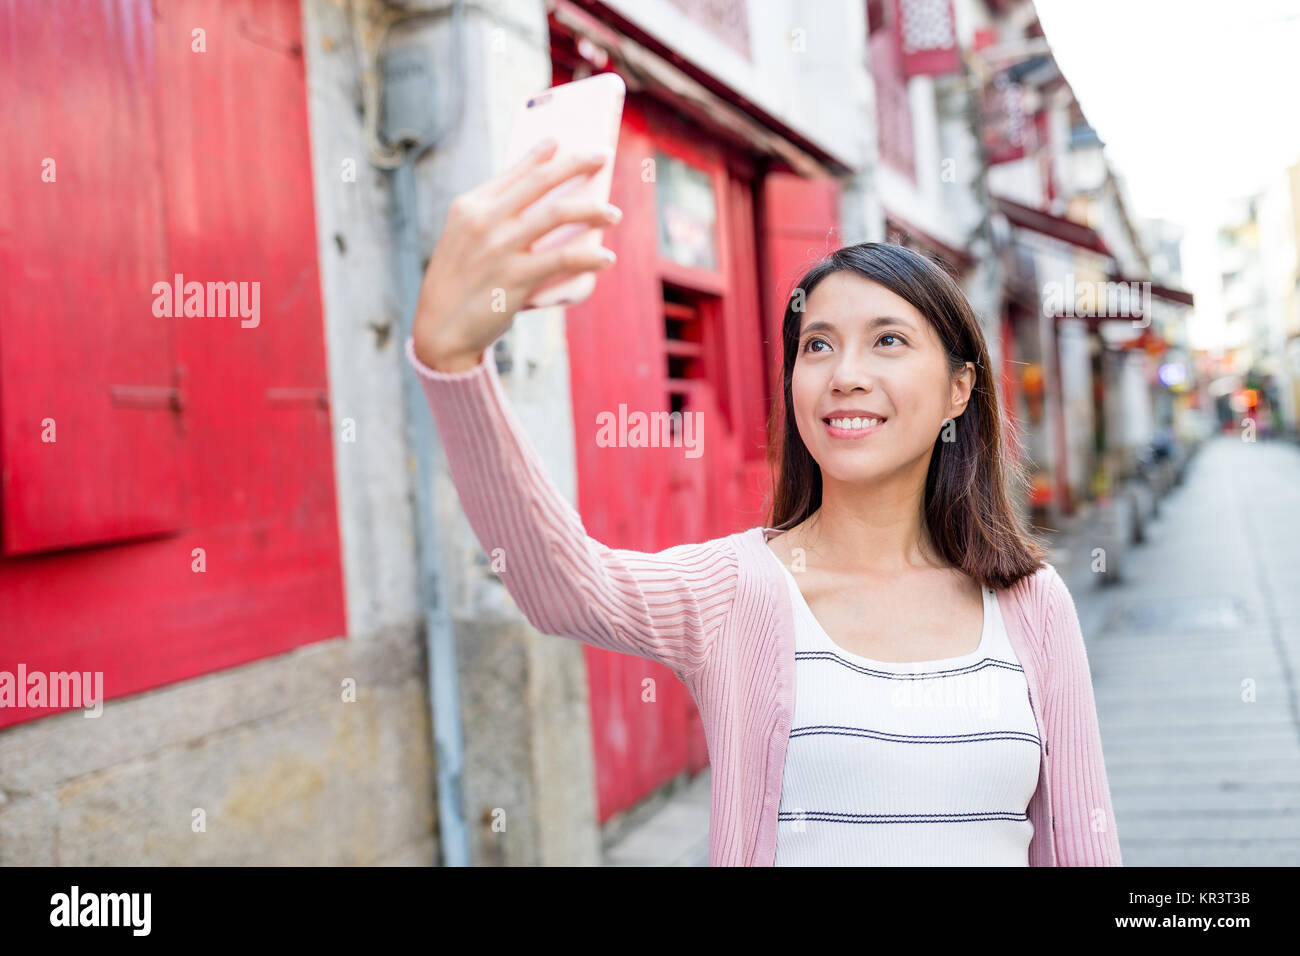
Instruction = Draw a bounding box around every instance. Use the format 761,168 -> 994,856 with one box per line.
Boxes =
404,136 -> 736,682
1041,568 -> 1124,866
405,336 -> 735,681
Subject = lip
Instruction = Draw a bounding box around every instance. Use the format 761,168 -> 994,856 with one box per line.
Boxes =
824,416 -> 886,439
823,408 -> 888,421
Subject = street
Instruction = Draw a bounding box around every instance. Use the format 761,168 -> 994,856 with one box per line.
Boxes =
1075,434 -> 1300,866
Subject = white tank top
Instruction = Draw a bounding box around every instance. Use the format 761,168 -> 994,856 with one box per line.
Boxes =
772,560 -> 1041,866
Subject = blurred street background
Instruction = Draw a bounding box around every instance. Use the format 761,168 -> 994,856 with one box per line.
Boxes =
2,0 -> 1299,866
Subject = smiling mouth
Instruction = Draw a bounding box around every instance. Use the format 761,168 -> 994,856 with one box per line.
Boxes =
824,416 -> 886,438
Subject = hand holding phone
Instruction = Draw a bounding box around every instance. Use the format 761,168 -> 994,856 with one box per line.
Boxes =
411,136 -> 623,372
499,72 -> 626,309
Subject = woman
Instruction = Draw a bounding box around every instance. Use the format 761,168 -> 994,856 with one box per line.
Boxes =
407,136 -> 1122,866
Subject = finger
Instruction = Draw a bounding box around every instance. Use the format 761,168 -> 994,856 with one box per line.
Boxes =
466,136 -> 559,203
501,136 -> 560,191
497,195 -> 621,252
511,241 -> 616,293
486,147 -> 611,223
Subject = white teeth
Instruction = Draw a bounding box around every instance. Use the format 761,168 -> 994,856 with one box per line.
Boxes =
829,417 -> 881,429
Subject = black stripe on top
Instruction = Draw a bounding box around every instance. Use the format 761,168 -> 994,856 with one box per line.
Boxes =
789,725 -> 1041,746
794,649 -> 1023,680
777,810 -> 1031,823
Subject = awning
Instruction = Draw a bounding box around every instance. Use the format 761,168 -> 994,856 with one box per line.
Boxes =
548,0 -> 853,179
1111,277 -> 1194,307
991,194 -> 1112,257
1051,311 -> 1160,341
884,211 -> 975,274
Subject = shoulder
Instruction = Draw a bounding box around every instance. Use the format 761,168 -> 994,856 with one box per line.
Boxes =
1001,560 -> 1063,617
611,531 -> 745,594
1025,564 -> 1092,672
598,533 -> 743,604
1033,562 -> 1079,627
1032,561 -> 1070,605
678,526 -> 781,600
645,530 -> 747,565
995,561 -> 1071,661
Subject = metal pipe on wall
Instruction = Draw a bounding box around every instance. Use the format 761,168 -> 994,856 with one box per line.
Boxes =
360,0 -> 472,866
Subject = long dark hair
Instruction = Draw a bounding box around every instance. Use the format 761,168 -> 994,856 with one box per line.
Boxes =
765,242 -> 1048,591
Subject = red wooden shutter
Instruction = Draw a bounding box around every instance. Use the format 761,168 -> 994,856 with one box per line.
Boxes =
662,286 -> 712,433
151,0 -> 337,542
0,0 -> 344,730
981,70 -> 1029,165
869,8 -> 917,179
896,0 -> 962,78
0,0 -> 186,555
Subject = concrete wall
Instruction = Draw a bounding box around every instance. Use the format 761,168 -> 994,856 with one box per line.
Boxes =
0,0 -> 598,867
385,0 -> 603,866
0,624 -> 434,865
603,0 -> 869,167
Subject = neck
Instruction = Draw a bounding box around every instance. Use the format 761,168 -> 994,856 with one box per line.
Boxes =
801,455 -> 941,574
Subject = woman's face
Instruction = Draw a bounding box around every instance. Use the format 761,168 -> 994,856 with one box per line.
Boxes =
791,271 -> 973,485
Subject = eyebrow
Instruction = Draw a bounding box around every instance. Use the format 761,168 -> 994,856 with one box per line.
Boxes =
800,316 -> 917,336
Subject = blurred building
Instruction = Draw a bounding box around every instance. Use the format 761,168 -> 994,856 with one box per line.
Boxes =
1256,166 -> 1300,435
1137,217 -> 1204,452
1288,160 -> 1300,432
865,0 -> 1000,338
966,2 -> 1195,528
1206,181 -> 1300,437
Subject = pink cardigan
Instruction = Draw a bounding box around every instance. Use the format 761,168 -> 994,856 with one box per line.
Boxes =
405,336 -> 1124,867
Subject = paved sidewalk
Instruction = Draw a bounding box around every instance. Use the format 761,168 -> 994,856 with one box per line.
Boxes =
601,768 -> 710,866
1072,436 -> 1300,865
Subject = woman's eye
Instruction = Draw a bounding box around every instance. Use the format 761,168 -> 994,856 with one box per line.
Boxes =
804,338 -> 829,353
879,333 -> 905,347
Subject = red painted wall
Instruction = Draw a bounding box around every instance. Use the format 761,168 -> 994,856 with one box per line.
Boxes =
0,0 -> 344,729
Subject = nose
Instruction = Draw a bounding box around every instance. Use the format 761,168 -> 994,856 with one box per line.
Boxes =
827,346 -> 874,395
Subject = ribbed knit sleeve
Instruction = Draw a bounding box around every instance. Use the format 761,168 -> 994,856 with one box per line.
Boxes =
1041,567 -> 1123,865
404,335 -> 737,681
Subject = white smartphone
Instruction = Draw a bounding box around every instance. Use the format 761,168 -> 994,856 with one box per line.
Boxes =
500,72 -> 626,309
